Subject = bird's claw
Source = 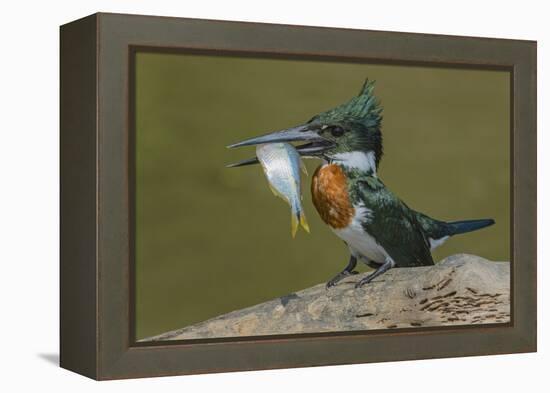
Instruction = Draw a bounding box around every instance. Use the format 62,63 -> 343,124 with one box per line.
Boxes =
355,275 -> 374,289
326,270 -> 360,289
326,279 -> 340,290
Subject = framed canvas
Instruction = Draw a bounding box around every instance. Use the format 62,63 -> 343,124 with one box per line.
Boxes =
60,12 -> 536,380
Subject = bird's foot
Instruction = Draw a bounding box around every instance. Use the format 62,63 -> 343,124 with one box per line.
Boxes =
355,273 -> 375,288
326,270 -> 359,289
355,258 -> 395,289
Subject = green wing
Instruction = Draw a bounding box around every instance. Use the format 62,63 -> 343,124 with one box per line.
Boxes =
413,210 -> 449,240
354,178 -> 434,267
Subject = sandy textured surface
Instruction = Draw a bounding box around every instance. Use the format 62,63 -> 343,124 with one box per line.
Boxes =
144,254 -> 510,341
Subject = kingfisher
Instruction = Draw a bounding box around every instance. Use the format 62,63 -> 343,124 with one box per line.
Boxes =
227,80 -> 495,289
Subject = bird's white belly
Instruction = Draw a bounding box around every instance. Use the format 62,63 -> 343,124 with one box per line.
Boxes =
332,205 -> 389,264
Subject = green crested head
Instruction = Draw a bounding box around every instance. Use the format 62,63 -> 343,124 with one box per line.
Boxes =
227,79 -> 384,175
311,79 -> 383,131
306,79 -> 383,169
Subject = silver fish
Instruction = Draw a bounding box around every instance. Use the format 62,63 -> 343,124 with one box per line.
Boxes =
256,143 -> 310,237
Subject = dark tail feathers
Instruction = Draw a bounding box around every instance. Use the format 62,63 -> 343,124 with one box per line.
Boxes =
447,218 -> 495,236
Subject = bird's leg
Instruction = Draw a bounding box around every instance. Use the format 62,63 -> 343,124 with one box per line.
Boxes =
326,255 -> 358,289
364,259 -> 380,270
355,257 -> 395,288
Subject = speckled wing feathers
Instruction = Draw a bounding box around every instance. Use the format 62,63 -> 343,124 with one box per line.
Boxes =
353,176 -> 435,268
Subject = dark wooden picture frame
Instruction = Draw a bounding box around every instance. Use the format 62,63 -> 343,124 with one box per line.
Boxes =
60,12 -> 536,380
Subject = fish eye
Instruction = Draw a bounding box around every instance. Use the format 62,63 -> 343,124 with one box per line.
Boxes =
330,126 -> 345,137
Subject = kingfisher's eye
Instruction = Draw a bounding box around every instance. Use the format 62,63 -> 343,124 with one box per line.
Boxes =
330,126 -> 345,137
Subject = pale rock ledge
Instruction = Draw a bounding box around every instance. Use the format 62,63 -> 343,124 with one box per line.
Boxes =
143,254 -> 510,341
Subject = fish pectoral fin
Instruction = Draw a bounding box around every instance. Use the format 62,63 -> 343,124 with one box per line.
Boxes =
268,183 -> 280,197
300,160 -> 308,176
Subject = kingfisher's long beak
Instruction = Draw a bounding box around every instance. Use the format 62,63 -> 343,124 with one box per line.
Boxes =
226,124 -> 321,148
225,157 -> 260,168
226,124 -> 333,168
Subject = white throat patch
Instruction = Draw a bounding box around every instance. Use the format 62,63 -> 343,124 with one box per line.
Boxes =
331,151 -> 377,175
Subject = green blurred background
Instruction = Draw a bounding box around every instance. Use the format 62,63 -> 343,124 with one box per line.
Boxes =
135,52 -> 510,340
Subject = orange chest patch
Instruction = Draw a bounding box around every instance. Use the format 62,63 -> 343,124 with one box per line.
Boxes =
311,164 -> 355,229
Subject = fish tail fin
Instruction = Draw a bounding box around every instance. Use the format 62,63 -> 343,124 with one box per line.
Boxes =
300,211 -> 310,233
290,208 -> 310,238
291,212 -> 299,238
